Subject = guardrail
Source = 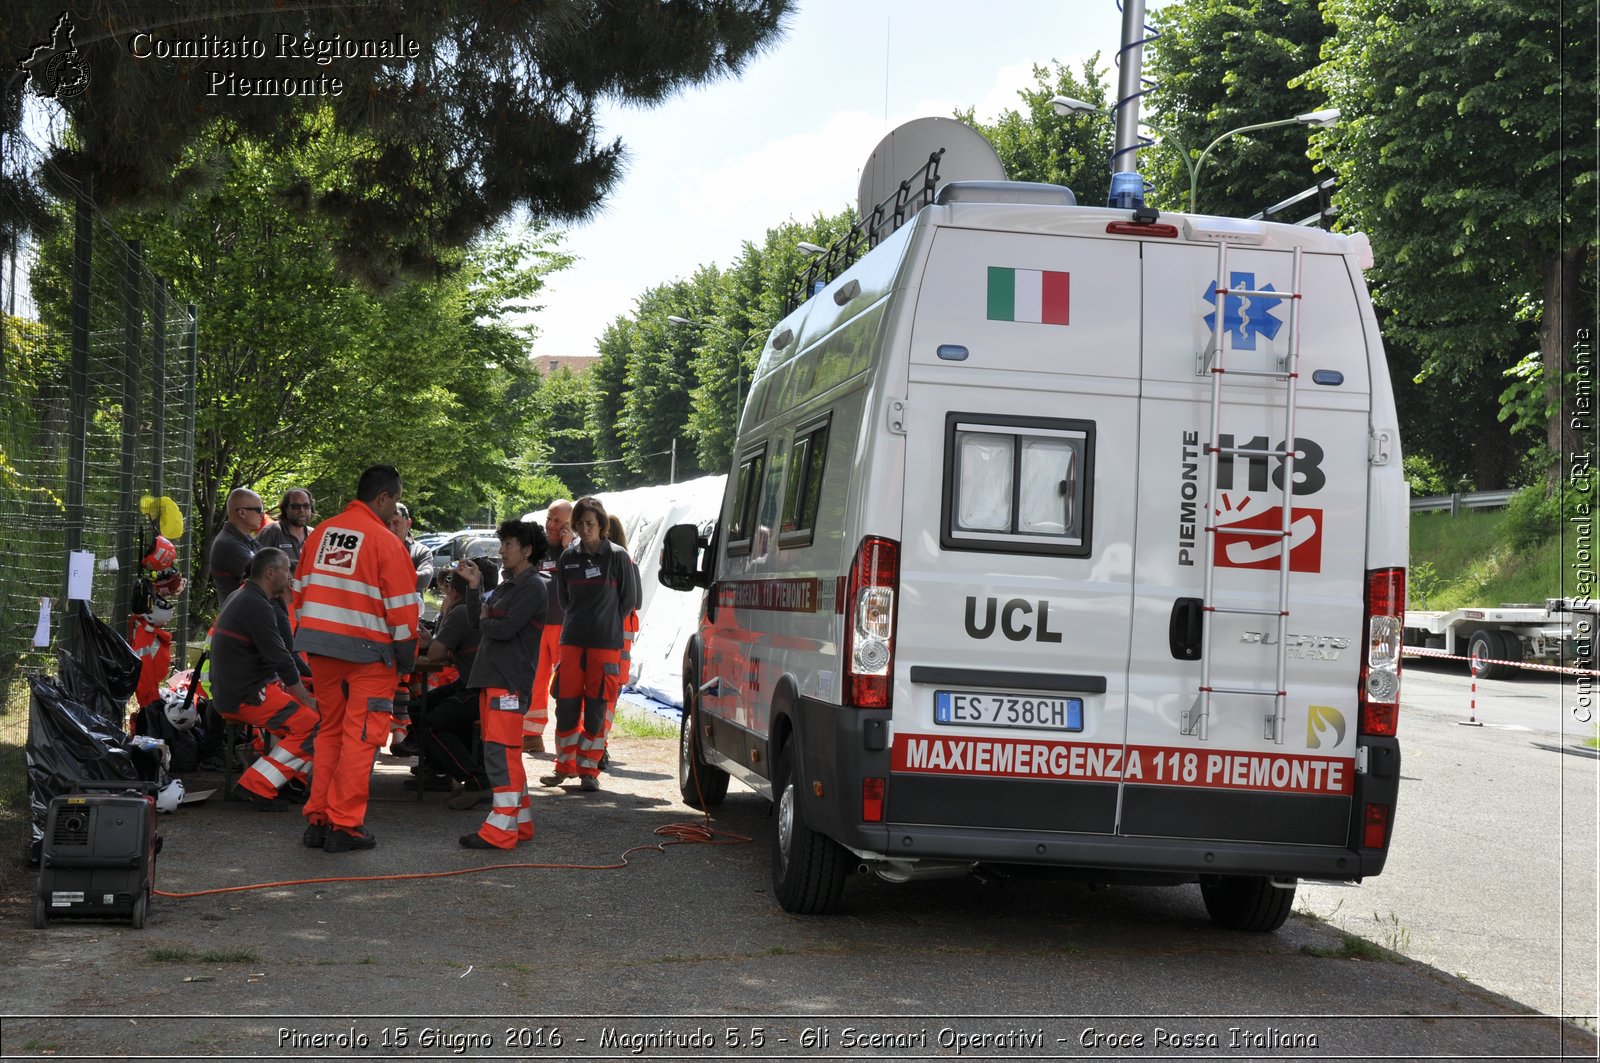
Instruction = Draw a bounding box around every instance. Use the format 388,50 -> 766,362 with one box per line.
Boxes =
1410,490 -> 1517,514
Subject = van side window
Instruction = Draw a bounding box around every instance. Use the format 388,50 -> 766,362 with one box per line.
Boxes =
779,418 -> 830,547
941,414 -> 1094,557
727,447 -> 767,555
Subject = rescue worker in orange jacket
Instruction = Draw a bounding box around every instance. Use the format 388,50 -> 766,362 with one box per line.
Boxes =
292,465 -> 420,853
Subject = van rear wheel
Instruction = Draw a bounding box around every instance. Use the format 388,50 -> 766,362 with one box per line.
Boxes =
677,686 -> 729,809
1199,875 -> 1294,932
771,744 -> 847,914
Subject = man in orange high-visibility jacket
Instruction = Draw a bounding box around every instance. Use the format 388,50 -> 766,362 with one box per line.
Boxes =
292,465 -> 420,853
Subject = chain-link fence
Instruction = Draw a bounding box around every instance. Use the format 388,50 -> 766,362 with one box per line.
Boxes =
1,132 -> 199,686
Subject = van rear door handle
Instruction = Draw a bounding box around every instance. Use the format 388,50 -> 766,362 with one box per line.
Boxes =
1170,597 -> 1204,660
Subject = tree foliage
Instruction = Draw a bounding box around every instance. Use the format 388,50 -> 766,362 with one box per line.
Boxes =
3,0 -> 792,285
27,116 -> 572,598
580,211 -> 855,486
683,211 -> 857,470
956,59 -> 1114,207
1144,0 -> 1333,216
1304,0 -> 1596,485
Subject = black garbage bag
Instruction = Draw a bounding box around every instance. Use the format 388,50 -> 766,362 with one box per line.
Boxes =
25,673 -> 157,863
64,604 -> 140,721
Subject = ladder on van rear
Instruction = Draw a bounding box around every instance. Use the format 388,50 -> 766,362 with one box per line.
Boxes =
1182,243 -> 1306,743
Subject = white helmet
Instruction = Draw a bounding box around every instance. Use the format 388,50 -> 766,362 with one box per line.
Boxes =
146,598 -> 174,626
156,777 -> 185,813
160,688 -> 199,732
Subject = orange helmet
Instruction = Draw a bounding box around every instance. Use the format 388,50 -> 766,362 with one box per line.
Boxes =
142,536 -> 177,573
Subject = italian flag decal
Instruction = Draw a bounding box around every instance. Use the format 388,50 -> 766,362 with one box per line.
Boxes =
987,267 -> 1070,325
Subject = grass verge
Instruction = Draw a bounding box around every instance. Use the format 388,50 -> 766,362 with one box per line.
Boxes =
1409,510 -> 1569,610
611,707 -> 678,740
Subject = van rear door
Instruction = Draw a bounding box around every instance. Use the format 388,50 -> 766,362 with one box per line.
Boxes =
890,225 -> 1143,837
1125,238 -> 1371,849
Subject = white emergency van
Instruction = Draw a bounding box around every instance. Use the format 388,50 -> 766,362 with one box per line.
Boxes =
659,152 -> 1408,931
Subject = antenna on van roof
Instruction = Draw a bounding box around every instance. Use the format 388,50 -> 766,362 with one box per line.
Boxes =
1108,0 -> 1154,209
784,118 -> 1006,315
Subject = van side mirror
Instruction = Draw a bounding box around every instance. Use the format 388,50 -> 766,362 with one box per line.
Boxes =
658,523 -> 706,591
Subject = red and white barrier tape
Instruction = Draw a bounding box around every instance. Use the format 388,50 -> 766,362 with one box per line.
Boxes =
1403,645 -> 1600,678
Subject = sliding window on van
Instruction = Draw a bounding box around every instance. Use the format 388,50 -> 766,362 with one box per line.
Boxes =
941,414 -> 1095,557
727,445 -> 767,556
779,417 -> 830,548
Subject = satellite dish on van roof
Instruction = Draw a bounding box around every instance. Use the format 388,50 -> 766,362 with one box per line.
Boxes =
857,117 -> 1006,223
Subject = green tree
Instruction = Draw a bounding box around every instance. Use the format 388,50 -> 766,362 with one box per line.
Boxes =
1305,0 -> 1596,488
586,327 -> 633,491
3,1 -> 792,284
679,210 -> 856,471
958,59 -> 1114,207
1144,0 -> 1333,216
616,273 -> 722,485
525,363 -> 598,500
30,120 -> 571,599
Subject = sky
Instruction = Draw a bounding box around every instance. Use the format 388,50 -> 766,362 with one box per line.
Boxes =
528,0 -> 1159,362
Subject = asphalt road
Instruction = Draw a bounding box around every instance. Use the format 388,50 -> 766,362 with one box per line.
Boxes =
1,689 -> 1595,1061
1300,657 -> 1598,1026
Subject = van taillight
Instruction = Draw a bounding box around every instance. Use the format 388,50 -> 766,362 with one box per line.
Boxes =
845,536 -> 899,709
1359,567 -> 1405,736
862,777 -> 885,822
1362,803 -> 1391,849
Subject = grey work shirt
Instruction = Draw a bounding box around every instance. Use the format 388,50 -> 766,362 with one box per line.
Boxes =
555,539 -> 641,651
257,521 -> 312,567
431,602 -> 479,674
464,565 -> 546,699
209,581 -> 300,716
209,522 -> 259,606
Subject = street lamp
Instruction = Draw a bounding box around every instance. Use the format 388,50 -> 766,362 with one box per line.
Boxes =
1050,95 -> 1196,207
1189,108 -> 1340,214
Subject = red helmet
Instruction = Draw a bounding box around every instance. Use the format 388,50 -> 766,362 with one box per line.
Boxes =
142,536 -> 177,573
151,570 -> 185,598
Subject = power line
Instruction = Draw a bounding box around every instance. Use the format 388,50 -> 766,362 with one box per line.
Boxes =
514,449 -> 672,469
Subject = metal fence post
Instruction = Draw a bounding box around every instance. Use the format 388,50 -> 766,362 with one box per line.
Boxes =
63,176 -> 93,656
152,279 -> 167,503
116,239 -> 145,632
177,303 -> 199,657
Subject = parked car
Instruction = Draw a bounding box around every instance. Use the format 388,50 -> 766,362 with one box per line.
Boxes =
430,528 -> 497,570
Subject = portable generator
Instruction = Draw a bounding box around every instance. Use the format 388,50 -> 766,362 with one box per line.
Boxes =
34,781 -> 160,930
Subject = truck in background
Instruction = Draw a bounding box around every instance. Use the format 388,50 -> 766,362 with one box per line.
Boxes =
1403,597 -> 1598,679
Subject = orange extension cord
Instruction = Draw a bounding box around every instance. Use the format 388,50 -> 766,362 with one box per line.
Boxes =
154,820 -> 750,900
155,757 -> 749,900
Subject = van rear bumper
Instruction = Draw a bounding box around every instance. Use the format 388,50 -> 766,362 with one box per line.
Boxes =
845,823 -> 1376,881
792,696 -> 1385,882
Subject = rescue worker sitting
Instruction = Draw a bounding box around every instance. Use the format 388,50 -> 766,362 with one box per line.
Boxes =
414,561 -> 494,805
208,547 -> 320,811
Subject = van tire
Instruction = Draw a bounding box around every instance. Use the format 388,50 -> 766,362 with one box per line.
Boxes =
1199,875 -> 1294,932
678,689 -> 729,810
771,744 -> 847,914
1468,629 -> 1508,680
